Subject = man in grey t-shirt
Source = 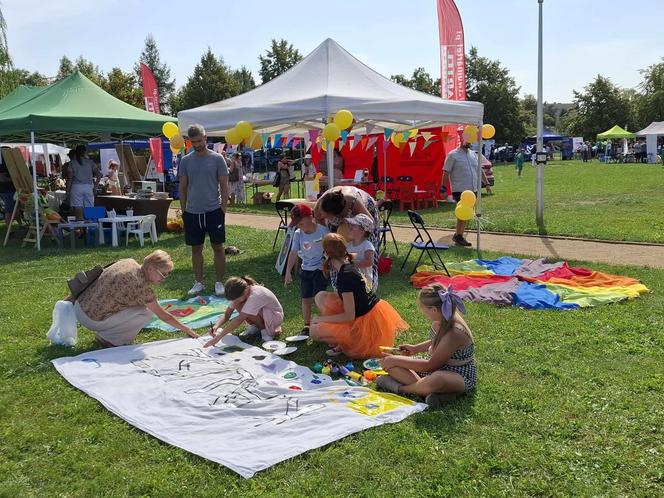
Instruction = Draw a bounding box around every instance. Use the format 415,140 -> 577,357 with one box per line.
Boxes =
442,140 -> 478,247
178,124 -> 229,296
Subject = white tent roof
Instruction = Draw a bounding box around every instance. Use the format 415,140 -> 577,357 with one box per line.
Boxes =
178,38 -> 484,136
0,142 -> 69,163
636,121 -> 664,136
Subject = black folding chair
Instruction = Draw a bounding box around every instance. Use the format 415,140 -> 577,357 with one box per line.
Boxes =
272,201 -> 294,250
377,199 -> 398,254
400,210 -> 450,275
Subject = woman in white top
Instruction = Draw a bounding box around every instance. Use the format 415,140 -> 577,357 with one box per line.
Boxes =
67,145 -> 101,219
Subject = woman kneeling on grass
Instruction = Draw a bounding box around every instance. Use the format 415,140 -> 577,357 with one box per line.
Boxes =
376,283 -> 476,409
310,233 -> 408,359
72,250 -> 199,347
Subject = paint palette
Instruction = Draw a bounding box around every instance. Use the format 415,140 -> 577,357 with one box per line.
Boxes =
285,335 -> 309,343
273,346 -> 297,356
363,358 -> 382,371
262,340 -> 287,351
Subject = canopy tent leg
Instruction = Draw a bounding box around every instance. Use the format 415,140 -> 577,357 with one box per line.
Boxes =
383,138 -> 387,195
30,131 -> 41,251
476,124 -> 483,254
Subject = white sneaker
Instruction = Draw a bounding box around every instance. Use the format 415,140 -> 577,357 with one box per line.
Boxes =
239,324 -> 260,338
187,281 -> 205,296
215,281 -> 225,296
261,329 -> 274,342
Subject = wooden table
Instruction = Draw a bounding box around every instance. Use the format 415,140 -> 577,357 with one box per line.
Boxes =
95,195 -> 172,232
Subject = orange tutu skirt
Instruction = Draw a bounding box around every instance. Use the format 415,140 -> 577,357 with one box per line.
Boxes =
316,293 -> 409,359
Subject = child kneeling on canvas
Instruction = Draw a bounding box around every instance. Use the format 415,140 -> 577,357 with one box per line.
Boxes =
284,203 -> 329,336
205,276 -> 284,347
376,283 -> 476,408
309,233 -> 408,359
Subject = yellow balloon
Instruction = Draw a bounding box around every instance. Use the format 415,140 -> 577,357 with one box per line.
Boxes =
463,125 -> 479,143
169,134 -> 184,150
455,203 -> 474,221
333,109 -> 353,130
162,122 -> 179,139
170,145 -> 181,154
459,190 -> 477,208
391,132 -> 403,146
226,127 -> 242,145
322,123 -> 341,142
482,124 -> 496,139
236,121 -> 253,139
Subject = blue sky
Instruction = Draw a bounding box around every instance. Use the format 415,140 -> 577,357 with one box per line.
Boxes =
3,0 -> 663,102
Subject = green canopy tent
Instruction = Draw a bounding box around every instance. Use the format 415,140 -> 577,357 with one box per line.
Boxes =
0,85 -> 48,114
596,124 -> 636,139
596,125 -> 635,162
0,71 -> 176,249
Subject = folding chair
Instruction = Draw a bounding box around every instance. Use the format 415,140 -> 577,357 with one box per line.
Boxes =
377,199 -> 398,254
400,210 -> 450,275
272,201 -> 294,250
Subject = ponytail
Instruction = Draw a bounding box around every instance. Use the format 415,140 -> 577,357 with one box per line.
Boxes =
224,275 -> 258,300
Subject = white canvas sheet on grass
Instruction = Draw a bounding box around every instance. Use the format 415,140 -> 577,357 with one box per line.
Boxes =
52,336 -> 426,478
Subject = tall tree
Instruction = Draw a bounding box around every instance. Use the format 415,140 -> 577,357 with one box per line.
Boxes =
258,39 -> 302,84
635,58 -> 664,128
390,67 -> 440,96
171,48 -> 240,114
560,75 -> 635,139
101,67 -> 143,108
465,47 -> 525,144
56,55 -> 74,80
73,55 -> 104,85
134,34 -> 175,113
233,66 -> 256,94
0,2 -> 10,70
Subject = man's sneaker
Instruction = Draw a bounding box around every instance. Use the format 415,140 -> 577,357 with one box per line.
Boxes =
187,281 -> 205,296
425,393 -> 460,410
261,329 -> 274,342
452,234 -> 472,247
239,324 -> 260,338
375,375 -> 403,394
214,281 -> 225,296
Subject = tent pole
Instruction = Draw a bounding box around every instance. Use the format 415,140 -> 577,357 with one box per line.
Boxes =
30,131 -> 41,251
382,137 -> 387,195
327,142 -> 334,189
476,124 -> 483,253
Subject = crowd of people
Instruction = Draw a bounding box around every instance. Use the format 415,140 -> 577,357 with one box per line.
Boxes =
56,123 -> 477,409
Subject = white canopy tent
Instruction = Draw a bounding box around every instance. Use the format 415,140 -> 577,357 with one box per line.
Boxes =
635,122 -> 664,163
179,38 -> 487,248
0,143 -> 69,175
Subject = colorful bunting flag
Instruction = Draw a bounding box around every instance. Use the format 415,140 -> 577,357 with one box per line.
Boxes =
340,130 -> 349,147
408,142 -> 417,156
261,133 -> 270,148
365,136 -> 378,151
421,131 -> 432,142
383,128 -> 393,140
351,134 -> 362,150
365,124 -> 375,136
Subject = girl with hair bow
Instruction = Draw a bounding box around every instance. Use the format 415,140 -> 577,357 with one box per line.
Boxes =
377,283 -> 476,409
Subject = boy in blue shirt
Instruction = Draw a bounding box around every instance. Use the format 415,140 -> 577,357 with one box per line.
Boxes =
284,204 -> 329,335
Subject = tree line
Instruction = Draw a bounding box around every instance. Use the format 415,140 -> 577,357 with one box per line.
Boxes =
1,9 -> 662,144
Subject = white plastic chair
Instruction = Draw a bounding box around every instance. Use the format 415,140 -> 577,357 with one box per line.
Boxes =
125,214 -> 157,247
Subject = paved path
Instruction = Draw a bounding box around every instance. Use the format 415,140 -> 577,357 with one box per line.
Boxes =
222,212 -> 664,269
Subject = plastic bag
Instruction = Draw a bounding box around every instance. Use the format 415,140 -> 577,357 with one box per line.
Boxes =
47,300 -> 78,346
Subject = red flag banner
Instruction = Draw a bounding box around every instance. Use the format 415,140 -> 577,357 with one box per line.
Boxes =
149,137 -> 163,173
437,0 -> 466,101
140,63 -> 161,114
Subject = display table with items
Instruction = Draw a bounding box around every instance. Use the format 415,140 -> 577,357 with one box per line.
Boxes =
94,194 -> 172,232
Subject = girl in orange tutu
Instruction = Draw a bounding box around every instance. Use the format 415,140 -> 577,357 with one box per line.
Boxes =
310,233 -> 408,359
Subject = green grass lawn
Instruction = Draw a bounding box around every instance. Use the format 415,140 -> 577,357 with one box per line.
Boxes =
1,228 -> 663,496
222,160 -> 664,243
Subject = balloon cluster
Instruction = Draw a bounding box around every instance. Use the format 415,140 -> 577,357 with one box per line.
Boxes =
162,122 -> 183,153
226,121 -> 253,145
322,109 -> 354,142
462,124 -> 496,143
454,190 -> 476,221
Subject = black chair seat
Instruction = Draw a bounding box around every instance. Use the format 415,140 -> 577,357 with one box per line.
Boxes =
400,210 -> 450,275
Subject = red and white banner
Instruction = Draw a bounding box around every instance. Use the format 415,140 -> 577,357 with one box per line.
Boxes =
140,63 -> 161,114
437,0 -> 466,101
149,137 -> 163,173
